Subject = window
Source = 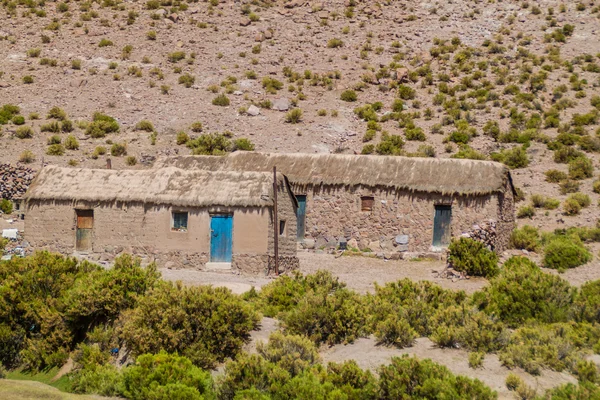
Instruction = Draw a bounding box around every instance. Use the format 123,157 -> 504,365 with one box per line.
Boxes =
361,196 -> 374,212
279,220 -> 286,236
172,211 -> 188,232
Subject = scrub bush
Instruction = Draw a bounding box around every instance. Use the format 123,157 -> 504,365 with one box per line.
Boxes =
473,256 -> 575,327
573,280 -> 600,323
545,169 -> 568,183
367,279 -> 467,339
447,237 -> 499,278
543,235 -> 592,271
542,382 -> 600,399
509,225 -> 541,251
490,146 -> 529,168
256,332 -> 320,376
499,323 -> 589,375
378,355 -> 496,399
187,133 -> 231,155
0,199 -> 13,214
119,282 -> 260,369
15,126 -> 34,139
86,113 -> 119,138
568,156 -> 594,180
232,138 -> 255,151
340,90 -> 357,102
121,352 -> 214,400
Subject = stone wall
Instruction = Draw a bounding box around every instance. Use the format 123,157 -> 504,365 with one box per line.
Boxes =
267,180 -> 298,257
494,179 -> 516,252
294,184 -> 502,254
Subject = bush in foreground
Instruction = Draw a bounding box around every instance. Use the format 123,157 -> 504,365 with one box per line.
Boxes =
447,237 -> 499,278
542,235 -> 592,271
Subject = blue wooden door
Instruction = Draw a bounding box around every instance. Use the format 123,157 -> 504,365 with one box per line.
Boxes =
432,205 -> 452,247
210,215 -> 233,262
296,195 -> 306,240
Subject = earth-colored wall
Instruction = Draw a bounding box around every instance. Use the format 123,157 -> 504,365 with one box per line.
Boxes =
292,184 -> 506,254
24,199 -> 298,272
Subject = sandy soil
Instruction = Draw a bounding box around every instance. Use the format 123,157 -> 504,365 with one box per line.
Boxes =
321,336 -> 578,400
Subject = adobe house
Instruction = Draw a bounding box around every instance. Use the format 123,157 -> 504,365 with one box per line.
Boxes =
23,165 -> 299,274
156,153 -> 516,254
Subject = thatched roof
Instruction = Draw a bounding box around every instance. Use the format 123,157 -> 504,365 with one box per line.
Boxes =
155,153 -> 514,196
25,165 -> 284,207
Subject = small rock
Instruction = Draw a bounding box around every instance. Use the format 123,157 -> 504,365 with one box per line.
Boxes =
168,13 -> 179,22
240,17 -> 251,26
247,105 -> 260,116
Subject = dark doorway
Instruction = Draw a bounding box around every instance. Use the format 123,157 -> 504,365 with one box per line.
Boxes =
432,205 -> 452,247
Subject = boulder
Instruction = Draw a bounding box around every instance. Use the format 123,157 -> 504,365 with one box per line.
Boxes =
273,97 -> 290,111
247,105 -> 260,116
240,17 -> 251,26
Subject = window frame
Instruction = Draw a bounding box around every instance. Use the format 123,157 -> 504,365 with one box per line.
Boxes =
360,195 -> 375,212
279,220 -> 286,237
171,211 -> 189,232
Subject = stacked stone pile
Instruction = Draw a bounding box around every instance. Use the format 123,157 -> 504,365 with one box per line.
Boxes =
0,164 -> 35,200
460,220 -> 497,250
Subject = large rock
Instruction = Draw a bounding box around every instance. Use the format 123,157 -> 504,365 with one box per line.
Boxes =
272,98 -> 290,111
247,105 -> 260,116
240,17 -> 251,26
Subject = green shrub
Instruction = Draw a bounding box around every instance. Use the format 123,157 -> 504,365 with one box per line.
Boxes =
64,135 -> 79,150
109,143 -> 126,156
233,138 -> 255,151
119,282 -> 259,369
121,352 -> 214,400
19,150 -> 35,163
176,131 -> 190,145
71,363 -> 123,396
86,113 -> 119,138
474,256 -> 575,327
340,90 -> 357,102
135,120 -> 154,132
543,382 -> 600,399
178,73 -> 195,88
574,280 -> 600,324
505,373 -> 522,391
468,352 -> 484,369
0,104 -> 20,124
543,235 -> 592,271
568,192 -> 591,208
98,38 -> 113,47
404,127 -> 426,141
285,109 -> 303,124
15,126 -> 34,139
12,115 -> 25,125
554,146 -> 584,163
378,355 -> 496,399
376,135 -> 405,156
517,204 -> 535,218
327,38 -> 344,48
190,121 -> 203,132
212,94 -> 230,106
499,323 -> 588,375
22,75 -> 34,84
531,194 -> 560,210
46,143 -> 65,156
447,237 -> 499,278
41,121 -> 61,133
61,120 -> 74,132
47,135 -> 61,145
509,225 -> 541,252
490,146 -> 529,168
559,179 -> 580,194
256,332 -> 320,376
0,199 -> 13,214
187,133 -> 231,155
545,169 -> 568,183
373,314 -> 416,348
593,179 -> 600,194
568,156 -> 594,180
397,84 -> 416,100
451,145 -> 486,160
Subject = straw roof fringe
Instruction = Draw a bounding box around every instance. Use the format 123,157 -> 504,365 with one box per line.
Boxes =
25,166 -> 284,207
155,153 -> 513,196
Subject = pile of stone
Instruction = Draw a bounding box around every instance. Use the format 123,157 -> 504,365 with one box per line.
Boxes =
0,164 -> 35,200
433,267 -> 469,280
460,220 -> 497,250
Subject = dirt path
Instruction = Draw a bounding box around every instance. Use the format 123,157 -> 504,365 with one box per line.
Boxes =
321,336 -> 578,400
160,251 -> 488,294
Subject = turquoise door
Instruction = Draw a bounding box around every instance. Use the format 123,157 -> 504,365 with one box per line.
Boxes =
296,195 -> 306,240
210,215 -> 233,262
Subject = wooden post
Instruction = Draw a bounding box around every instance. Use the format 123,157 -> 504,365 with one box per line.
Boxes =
273,166 -> 279,276
106,158 -> 112,170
